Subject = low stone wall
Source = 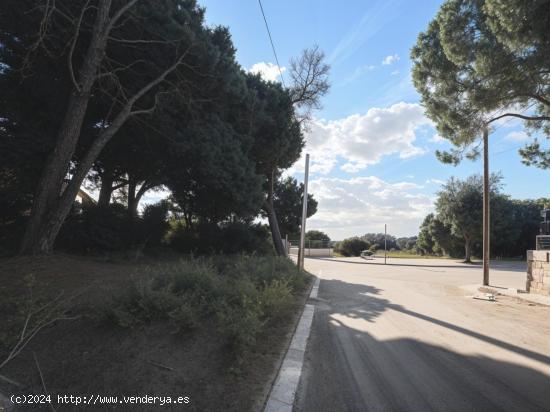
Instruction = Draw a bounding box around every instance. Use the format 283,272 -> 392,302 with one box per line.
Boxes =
527,250 -> 550,296
289,247 -> 333,257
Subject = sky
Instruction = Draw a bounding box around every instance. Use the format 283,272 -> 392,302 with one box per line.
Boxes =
179,0 -> 548,240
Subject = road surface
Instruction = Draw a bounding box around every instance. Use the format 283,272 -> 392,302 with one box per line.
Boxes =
294,257 -> 550,412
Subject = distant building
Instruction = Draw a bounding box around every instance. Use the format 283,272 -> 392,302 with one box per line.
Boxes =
76,188 -> 96,207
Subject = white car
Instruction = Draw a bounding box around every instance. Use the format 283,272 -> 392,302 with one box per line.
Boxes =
360,250 -> 374,260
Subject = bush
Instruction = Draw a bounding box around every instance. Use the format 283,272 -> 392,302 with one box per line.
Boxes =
216,292 -> 263,351
103,278 -> 183,328
259,279 -> 294,322
57,201 -> 170,253
141,200 -> 170,248
335,237 -> 371,256
58,203 -> 132,252
168,301 -> 200,333
220,222 -> 272,255
101,256 -> 307,354
167,221 -> 272,255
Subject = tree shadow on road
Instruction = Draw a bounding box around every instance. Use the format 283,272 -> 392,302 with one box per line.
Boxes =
296,278 -> 550,411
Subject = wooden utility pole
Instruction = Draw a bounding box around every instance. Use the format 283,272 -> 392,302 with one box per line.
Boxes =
298,154 -> 310,271
483,127 -> 490,286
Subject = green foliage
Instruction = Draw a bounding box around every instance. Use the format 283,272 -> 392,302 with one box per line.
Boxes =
417,213 -> 463,257
519,140 -> 550,170
305,230 -> 331,242
488,198 -> 549,258
335,237 -> 371,257
0,1 -> 314,254
258,279 -> 294,322
361,233 -> 397,250
141,201 -> 171,247
411,0 -> 550,165
167,222 -> 272,255
418,175 -> 547,259
167,116 -> 265,223
58,204 -> 134,252
216,294 -> 263,351
396,236 -> 417,251
436,174 -> 503,261
57,201 -> 170,253
270,176 -> 318,238
102,256 -> 307,353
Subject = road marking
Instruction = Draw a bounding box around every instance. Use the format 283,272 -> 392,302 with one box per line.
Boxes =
264,278 -> 318,412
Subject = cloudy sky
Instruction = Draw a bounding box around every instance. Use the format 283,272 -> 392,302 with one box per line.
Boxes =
196,0 -> 548,240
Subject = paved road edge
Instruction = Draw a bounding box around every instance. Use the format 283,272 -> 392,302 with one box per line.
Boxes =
263,277 -> 320,412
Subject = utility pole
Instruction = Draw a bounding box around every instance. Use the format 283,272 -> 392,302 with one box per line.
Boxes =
483,127 -> 490,286
384,223 -> 387,265
298,154 -> 310,271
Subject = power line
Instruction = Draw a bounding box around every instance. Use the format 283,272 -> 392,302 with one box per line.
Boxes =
257,0 -> 286,87
491,102 -> 538,155
490,102 -> 537,134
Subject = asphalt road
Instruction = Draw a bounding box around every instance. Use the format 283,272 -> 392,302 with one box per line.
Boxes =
294,257 -> 550,412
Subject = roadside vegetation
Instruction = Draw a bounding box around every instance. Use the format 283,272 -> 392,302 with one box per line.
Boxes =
0,1 -> 326,409
0,0 -> 329,258
0,254 -> 311,410
102,256 -> 308,352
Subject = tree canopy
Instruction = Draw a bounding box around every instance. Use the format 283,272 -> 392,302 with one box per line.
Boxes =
270,176 -> 318,239
424,174 -> 547,261
436,174 -> 503,262
0,0 -> 327,256
411,0 -> 550,165
305,230 -> 330,242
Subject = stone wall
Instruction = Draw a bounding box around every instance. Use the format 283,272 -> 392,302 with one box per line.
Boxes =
289,246 -> 333,257
527,250 -> 550,296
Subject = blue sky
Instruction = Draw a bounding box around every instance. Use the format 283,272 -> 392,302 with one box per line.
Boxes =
198,0 -> 548,239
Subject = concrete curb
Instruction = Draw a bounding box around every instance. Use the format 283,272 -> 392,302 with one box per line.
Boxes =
263,277 -> 319,412
460,284 -> 550,306
478,285 -> 550,306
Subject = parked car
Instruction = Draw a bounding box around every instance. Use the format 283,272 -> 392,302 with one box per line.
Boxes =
360,250 -> 374,259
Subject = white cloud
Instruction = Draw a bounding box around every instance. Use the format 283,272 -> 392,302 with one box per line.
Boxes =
340,162 -> 367,173
292,102 -> 431,176
306,176 -> 434,239
382,54 -> 399,65
425,178 -> 445,185
429,134 -> 445,143
505,131 -> 528,141
391,69 -> 400,76
248,62 -> 286,82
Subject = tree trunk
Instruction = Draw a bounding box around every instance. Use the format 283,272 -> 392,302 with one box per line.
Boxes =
463,235 -> 472,263
265,171 -> 287,257
19,1 -> 113,254
19,1 -> 186,254
30,119 -> 130,252
127,177 -> 137,218
98,170 -> 114,207
265,200 -> 287,257
482,127 -> 490,285
127,179 -> 151,218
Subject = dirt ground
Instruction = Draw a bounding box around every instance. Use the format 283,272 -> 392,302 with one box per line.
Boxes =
0,254 -> 309,411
